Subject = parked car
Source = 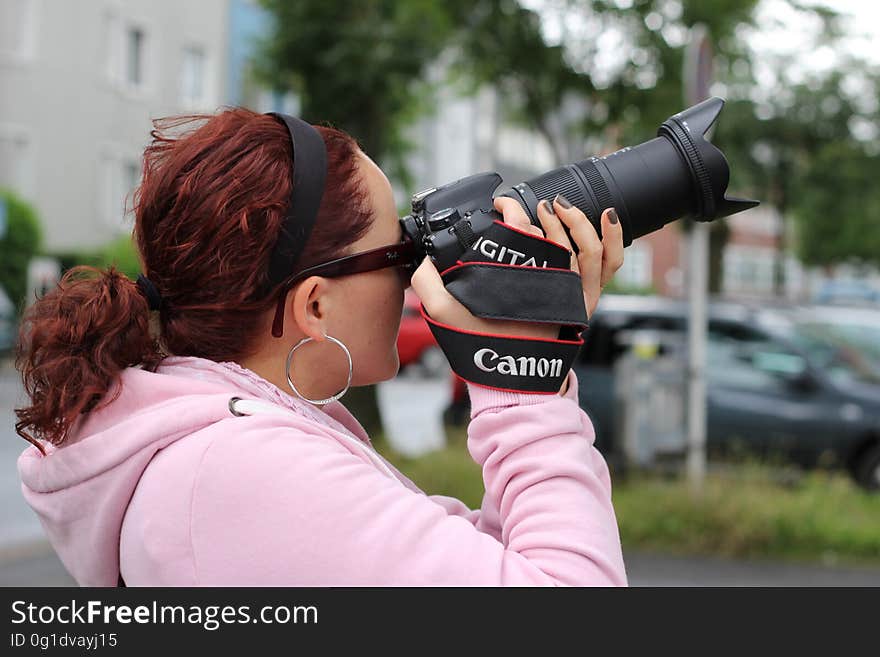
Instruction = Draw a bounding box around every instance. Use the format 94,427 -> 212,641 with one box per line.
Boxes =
445,294 -> 880,490
0,285 -> 15,355
396,289 -> 446,376
814,279 -> 880,307
788,305 -> 880,382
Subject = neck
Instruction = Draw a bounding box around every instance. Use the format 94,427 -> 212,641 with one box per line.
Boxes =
238,341 -> 348,408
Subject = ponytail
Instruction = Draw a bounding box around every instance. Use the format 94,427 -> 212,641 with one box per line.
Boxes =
14,265 -> 164,453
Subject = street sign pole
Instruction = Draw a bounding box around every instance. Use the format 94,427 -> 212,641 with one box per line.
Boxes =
684,24 -> 712,492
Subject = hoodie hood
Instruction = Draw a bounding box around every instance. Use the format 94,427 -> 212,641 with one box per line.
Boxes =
17,356 -> 370,586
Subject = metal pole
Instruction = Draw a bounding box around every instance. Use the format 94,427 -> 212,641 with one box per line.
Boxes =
685,222 -> 709,490
684,24 -> 712,492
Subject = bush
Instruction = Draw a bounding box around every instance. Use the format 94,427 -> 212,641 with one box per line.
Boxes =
603,278 -> 657,296
47,234 -> 141,280
373,432 -> 880,565
612,467 -> 880,565
96,234 -> 141,279
0,188 -> 43,315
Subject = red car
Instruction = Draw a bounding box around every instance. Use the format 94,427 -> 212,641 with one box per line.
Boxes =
396,289 -> 447,376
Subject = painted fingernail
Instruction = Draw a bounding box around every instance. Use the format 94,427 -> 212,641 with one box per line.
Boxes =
541,199 -> 555,215
554,194 -> 572,209
608,207 -> 619,224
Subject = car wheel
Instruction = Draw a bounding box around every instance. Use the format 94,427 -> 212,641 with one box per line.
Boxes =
419,347 -> 449,378
853,444 -> 880,492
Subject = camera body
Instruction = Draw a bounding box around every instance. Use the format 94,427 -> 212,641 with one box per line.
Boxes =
400,96 -> 758,273
401,172 -> 511,272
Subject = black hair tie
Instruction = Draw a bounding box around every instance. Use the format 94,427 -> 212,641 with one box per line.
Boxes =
136,273 -> 164,311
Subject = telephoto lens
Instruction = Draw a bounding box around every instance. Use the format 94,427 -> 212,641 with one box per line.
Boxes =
400,96 -> 758,271
500,96 -> 758,247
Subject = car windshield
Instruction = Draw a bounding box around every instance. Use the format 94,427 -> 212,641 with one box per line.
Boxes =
787,318 -> 880,386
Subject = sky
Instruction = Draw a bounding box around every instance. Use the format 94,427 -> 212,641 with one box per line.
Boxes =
753,0 -> 880,71
523,0 -> 880,82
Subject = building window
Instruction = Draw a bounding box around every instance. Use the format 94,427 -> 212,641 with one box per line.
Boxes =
254,88 -> 299,115
495,125 -> 555,174
126,26 -> 145,86
722,245 -> 776,295
99,154 -> 140,232
123,161 -> 139,199
180,45 -> 208,107
102,11 -> 121,82
103,15 -> 151,93
0,127 -> 32,198
0,0 -> 37,61
615,242 -> 653,289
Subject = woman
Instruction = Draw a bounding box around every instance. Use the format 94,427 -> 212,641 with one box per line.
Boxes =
14,108 -> 627,586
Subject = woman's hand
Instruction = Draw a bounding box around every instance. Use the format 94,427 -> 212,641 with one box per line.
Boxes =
529,194 -> 625,319
411,195 -> 624,333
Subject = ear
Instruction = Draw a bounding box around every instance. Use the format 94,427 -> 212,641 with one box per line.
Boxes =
289,276 -> 331,341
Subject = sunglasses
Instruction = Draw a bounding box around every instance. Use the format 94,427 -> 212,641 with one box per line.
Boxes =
271,237 -> 418,338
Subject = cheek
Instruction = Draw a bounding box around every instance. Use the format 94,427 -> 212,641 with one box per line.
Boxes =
377,274 -> 405,342
343,274 -> 404,353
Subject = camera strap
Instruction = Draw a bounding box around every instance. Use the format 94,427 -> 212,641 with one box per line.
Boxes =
422,222 -> 588,394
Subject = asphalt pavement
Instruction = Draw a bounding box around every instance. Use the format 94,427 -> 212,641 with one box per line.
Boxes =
3,543 -> 880,587
0,358 -> 45,548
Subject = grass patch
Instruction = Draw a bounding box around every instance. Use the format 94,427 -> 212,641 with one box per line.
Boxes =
373,430 -> 880,566
372,430 -> 484,509
613,466 -> 880,565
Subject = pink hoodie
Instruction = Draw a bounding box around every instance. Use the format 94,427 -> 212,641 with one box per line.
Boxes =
17,356 -> 627,586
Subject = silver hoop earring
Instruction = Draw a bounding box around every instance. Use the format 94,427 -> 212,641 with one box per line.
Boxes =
285,334 -> 353,405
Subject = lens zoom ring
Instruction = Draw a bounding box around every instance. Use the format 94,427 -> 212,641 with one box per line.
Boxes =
528,168 -> 590,217
664,120 -> 714,217
576,159 -> 614,221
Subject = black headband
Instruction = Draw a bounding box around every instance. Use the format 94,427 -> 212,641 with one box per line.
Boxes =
265,113 -> 327,287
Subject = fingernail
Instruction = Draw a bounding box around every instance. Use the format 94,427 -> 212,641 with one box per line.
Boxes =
554,194 -> 572,209
541,199 -> 555,215
608,207 -> 619,224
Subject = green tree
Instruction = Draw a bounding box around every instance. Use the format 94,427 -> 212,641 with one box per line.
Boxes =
794,139 -> 880,268
713,62 -> 880,282
256,0 -> 461,186
96,234 -> 141,279
0,189 -> 43,316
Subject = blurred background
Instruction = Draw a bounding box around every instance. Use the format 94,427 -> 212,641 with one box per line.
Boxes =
1,0 -> 879,586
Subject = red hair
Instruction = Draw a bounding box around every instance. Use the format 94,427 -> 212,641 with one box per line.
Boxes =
15,108 -> 373,451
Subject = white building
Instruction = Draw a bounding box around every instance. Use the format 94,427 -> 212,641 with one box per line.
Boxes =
0,0 -> 227,251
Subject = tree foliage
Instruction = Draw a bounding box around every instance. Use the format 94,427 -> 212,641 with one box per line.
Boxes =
256,0 -> 460,185
795,140 -> 880,268
714,57 -> 880,271
0,189 -> 43,316
256,0 -> 761,179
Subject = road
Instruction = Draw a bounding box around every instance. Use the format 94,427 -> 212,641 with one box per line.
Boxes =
3,542 -> 880,587
0,359 -> 45,548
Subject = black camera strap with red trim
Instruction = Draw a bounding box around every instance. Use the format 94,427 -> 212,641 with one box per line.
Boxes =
421,221 -> 588,394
